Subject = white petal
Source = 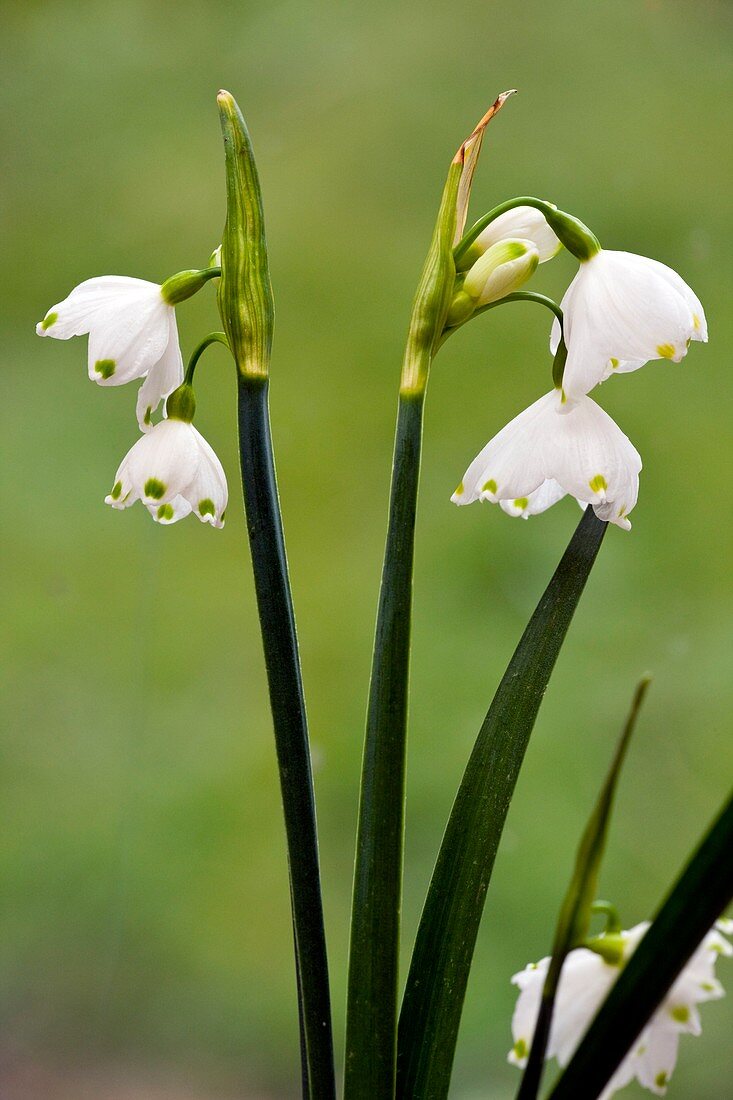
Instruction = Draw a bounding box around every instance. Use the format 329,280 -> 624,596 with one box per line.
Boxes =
177,426 -> 228,527
36,276 -> 161,339
630,1024 -> 679,1095
146,494 -> 194,525
453,392 -> 641,529
122,420 -> 201,504
87,291 -> 171,385
452,392 -> 552,505
558,250 -> 705,402
135,314 -> 184,430
500,479 -> 567,518
475,205 -> 562,263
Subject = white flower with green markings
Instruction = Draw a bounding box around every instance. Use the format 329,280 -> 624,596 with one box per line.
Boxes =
451,390 -> 641,529
106,416 -> 228,528
472,205 -> 562,264
549,250 -> 707,406
509,920 -> 732,1098
37,276 -> 183,430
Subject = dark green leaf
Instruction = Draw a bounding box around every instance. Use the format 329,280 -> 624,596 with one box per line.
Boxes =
397,506 -> 608,1099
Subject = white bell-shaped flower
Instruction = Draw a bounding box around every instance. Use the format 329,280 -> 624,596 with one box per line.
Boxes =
508,921 -> 731,1098
37,276 -> 183,430
451,390 -> 641,530
105,418 -> 228,528
549,250 -> 707,405
473,205 -> 562,263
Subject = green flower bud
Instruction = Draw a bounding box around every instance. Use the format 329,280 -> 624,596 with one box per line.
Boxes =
216,90 -> 274,379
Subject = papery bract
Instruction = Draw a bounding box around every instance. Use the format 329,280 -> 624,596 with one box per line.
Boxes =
37,276 -> 184,430
452,390 -> 641,529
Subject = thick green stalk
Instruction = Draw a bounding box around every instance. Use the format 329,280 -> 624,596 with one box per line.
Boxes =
397,507 -> 608,1099
237,375 -> 335,1099
549,790 -> 733,1100
217,91 -> 334,1098
344,95 -> 513,1098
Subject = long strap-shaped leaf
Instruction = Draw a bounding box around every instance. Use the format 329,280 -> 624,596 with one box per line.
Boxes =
397,506 -> 608,1099
548,789 -> 733,1100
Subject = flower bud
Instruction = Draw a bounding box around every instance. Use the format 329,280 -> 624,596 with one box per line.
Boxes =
446,239 -> 540,325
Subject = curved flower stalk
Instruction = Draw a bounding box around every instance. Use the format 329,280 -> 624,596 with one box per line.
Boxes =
36,268 -> 220,429
510,920 -> 732,1097
451,390 -> 641,529
549,250 -> 707,405
106,412 -> 228,527
447,206 -> 561,327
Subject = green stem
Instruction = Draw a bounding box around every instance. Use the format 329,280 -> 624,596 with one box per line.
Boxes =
237,374 -> 335,1100
549,790 -> 733,1100
345,388 -> 426,1099
397,507 -> 608,1099
439,291 -> 564,348
454,197 -> 600,265
184,331 -> 230,384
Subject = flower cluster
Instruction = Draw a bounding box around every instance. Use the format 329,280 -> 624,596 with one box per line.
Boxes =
37,273 -> 228,527
452,208 -> 706,529
509,919 -> 732,1097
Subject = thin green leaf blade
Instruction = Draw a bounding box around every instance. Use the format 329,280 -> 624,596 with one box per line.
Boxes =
516,676 -> 651,1100
397,506 -> 608,1099
548,789 -> 733,1100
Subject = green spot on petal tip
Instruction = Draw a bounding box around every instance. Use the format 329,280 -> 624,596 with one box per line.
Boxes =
198,498 -> 215,517
589,474 -> 608,494
110,480 -> 122,501
157,503 -> 174,521
41,311 -> 58,330
482,478 -> 497,494
95,358 -> 116,379
656,343 -> 676,360
144,478 -> 166,500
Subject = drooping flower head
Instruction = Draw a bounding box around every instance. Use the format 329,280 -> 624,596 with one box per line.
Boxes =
509,919 -> 732,1098
549,250 -> 707,406
105,386 -> 228,527
452,390 -> 642,529
37,276 -> 184,430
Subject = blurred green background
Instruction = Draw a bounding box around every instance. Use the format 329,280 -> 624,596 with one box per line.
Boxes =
2,0 -> 731,1096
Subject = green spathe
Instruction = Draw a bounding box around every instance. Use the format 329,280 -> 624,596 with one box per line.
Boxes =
216,91 -> 274,379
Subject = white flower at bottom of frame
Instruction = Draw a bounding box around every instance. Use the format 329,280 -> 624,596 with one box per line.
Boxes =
36,276 -> 183,430
548,250 -> 707,406
508,920 -> 732,1098
451,391 -> 642,530
105,419 -> 228,527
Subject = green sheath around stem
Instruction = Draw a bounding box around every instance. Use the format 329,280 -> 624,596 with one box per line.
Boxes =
397,507 -> 608,1099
